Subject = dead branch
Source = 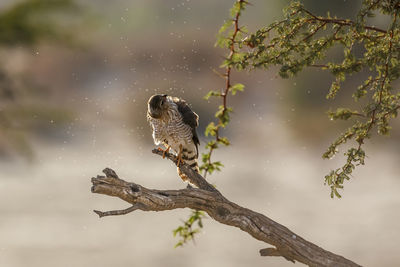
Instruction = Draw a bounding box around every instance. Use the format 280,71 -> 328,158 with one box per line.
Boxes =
91,150 -> 360,267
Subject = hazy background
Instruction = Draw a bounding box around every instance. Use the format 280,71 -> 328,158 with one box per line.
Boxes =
0,0 -> 399,266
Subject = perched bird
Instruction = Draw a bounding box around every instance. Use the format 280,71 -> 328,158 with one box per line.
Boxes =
147,94 -> 200,181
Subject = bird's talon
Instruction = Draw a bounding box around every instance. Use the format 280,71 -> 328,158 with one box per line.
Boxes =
157,146 -> 171,159
162,146 -> 170,159
176,144 -> 183,167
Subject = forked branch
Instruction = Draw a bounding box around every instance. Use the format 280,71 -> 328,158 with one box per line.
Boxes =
91,150 -> 360,267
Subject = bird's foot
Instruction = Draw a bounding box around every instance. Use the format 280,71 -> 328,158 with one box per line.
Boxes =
176,144 -> 183,167
157,146 -> 171,159
176,153 -> 182,167
162,146 -> 170,159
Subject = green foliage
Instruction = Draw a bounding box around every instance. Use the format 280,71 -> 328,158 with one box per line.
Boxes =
175,0 -> 400,248
215,105 -> 233,127
0,0 -> 80,46
205,122 -> 217,137
175,0 -> 247,248
0,0 -> 82,158
204,90 -> 221,100
328,108 -> 364,121
173,210 -> 206,248
324,147 -> 366,198
201,0 -> 247,177
226,0 -> 400,198
231,83 -> 244,95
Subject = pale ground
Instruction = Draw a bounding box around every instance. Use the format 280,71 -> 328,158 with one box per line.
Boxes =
1,119 -> 400,267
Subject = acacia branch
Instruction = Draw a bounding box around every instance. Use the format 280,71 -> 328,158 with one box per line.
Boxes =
91,151 -> 360,267
300,7 -> 387,33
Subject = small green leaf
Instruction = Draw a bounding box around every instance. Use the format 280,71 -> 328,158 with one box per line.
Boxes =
333,188 -> 342,198
218,20 -> 234,34
218,137 -> 230,145
231,83 -> 245,95
173,210 -> 206,248
205,122 -> 218,137
204,90 -> 221,100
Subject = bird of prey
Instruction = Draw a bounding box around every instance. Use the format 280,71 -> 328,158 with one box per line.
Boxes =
147,94 -> 200,180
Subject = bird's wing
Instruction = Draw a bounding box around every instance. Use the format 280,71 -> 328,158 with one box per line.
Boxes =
173,97 -> 200,155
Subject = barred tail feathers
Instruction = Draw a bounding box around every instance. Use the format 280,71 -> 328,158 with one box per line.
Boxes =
177,147 -> 199,182
181,149 -> 199,172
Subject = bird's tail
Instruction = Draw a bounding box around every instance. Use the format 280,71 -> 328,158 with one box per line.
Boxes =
181,148 -> 199,172
177,147 -> 199,183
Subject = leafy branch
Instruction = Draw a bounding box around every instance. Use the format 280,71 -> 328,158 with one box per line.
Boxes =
174,0 -> 400,248
173,210 -> 205,248
200,0 -> 247,177
173,0 -> 247,247
233,0 -> 400,197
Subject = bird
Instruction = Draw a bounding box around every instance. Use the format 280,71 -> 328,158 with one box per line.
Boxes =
147,94 -> 200,181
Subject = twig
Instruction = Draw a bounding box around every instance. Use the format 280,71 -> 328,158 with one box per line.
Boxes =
94,204 -> 143,218
203,0 -> 245,177
300,8 -> 387,34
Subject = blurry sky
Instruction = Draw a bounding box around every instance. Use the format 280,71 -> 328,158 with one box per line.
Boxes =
0,1 -> 399,267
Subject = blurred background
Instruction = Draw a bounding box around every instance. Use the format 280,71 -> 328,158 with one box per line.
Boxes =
0,0 -> 399,266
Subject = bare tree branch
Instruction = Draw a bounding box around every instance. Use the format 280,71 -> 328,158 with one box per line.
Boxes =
91,151 -> 361,267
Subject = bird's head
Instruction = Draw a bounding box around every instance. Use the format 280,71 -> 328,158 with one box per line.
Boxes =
147,94 -> 168,119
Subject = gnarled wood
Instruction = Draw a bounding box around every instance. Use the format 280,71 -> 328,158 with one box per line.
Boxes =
91,150 -> 360,267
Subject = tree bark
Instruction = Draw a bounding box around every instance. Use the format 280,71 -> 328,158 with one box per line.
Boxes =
91,149 -> 360,267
